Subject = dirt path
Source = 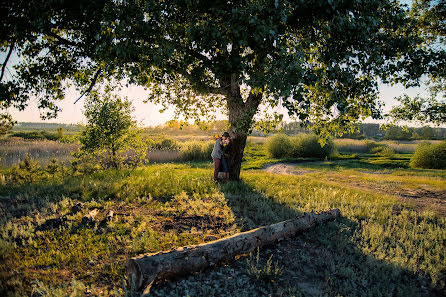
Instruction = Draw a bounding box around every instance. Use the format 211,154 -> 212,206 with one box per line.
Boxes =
263,163 -> 313,175
263,163 -> 446,217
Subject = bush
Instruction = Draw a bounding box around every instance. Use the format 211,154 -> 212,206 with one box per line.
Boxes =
266,134 -> 334,159
410,141 -> 446,169
180,141 -> 214,161
265,134 -> 293,158
291,134 -> 335,158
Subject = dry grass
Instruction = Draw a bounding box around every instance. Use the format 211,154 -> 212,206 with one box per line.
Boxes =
0,138 -> 78,167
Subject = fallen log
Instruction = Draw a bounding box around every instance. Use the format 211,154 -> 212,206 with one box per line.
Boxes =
127,208 -> 341,293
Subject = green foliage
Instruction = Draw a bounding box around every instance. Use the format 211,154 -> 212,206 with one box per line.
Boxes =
77,92 -> 147,169
384,126 -> 413,140
265,134 -> 293,158
179,141 -> 214,161
387,0 -> 445,127
410,141 -> 446,169
291,134 -> 335,158
46,158 -> 60,179
1,0 -> 435,180
390,95 -> 446,126
0,120 -> 12,136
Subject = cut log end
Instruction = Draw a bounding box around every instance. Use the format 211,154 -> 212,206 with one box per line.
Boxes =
126,258 -> 146,290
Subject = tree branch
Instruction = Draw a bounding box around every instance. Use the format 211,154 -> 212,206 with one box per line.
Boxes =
245,90 -> 262,111
167,63 -> 228,96
74,68 -> 102,104
47,32 -> 79,47
0,42 -> 15,82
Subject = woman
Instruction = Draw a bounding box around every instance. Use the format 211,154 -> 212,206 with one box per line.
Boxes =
220,134 -> 231,181
211,131 -> 230,183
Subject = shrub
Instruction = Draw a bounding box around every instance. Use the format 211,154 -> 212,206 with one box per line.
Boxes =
410,141 -> 446,169
291,134 -> 334,158
180,141 -> 214,161
265,134 -> 293,158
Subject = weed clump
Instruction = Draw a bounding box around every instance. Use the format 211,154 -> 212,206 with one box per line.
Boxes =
410,141 -> 446,169
246,248 -> 282,282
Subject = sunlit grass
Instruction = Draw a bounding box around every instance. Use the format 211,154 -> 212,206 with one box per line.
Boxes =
0,146 -> 445,296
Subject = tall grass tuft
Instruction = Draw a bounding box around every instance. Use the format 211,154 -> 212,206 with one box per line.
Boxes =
179,141 -> 214,161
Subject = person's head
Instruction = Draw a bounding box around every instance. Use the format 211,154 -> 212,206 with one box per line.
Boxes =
222,131 -> 230,141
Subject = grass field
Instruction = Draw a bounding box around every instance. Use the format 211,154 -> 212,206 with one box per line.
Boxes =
0,136 -> 445,296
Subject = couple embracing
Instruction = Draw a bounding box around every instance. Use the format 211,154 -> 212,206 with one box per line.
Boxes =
211,131 -> 231,183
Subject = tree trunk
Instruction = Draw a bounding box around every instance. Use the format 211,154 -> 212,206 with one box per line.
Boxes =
227,132 -> 247,180
126,209 -> 341,293
225,75 -> 262,180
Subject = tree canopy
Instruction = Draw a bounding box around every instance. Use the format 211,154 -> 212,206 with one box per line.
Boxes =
1,0 -> 443,177
389,0 -> 445,126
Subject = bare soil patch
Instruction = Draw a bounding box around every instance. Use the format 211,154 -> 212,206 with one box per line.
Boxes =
263,163 -> 313,175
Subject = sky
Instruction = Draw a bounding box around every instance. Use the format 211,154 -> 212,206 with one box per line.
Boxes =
4,80 -> 424,127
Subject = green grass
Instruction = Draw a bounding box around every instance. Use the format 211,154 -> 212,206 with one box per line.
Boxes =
0,153 -> 445,296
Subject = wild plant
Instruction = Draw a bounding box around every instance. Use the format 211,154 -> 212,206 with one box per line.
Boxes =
246,248 -> 283,282
46,158 -> 59,179
11,153 -> 41,183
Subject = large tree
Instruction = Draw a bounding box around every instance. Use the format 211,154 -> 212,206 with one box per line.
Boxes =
0,0 -> 432,178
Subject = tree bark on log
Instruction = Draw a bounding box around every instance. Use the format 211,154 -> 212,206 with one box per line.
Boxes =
81,209 -> 98,226
127,209 -> 341,293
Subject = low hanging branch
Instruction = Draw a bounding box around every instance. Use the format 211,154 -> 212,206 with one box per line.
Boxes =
74,68 -> 102,104
0,42 -> 15,82
127,208 -> 341,293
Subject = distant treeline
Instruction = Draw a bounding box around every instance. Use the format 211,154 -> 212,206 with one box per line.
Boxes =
281,122 -> 446,140
12,122 -> 83,133
9,121 -> 446,141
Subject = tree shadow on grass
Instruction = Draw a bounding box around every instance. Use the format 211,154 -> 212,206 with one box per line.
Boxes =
194,179 -> 443,297
219,180 -> 302,231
